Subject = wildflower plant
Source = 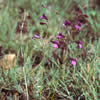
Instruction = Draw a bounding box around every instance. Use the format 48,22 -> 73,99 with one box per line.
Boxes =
38,8 -> 89,67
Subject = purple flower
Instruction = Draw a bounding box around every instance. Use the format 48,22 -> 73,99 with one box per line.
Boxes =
69,58 -> 77,66
51,41 -> 59,48
56,32 -> 65,39
53,43 -> 58,48
75,22 -> 82,31
40,13 -> 48,21
75,25 -> 81,30
63,20 -> 71,27
32,34 -> 40,39
75,41 -> 82,48
71,58 -> 77,66
78,21 -> 82,26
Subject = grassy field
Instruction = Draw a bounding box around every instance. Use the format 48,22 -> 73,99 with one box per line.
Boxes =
0,0 -> 100,100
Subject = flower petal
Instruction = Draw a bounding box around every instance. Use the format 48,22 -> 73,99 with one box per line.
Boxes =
75,25 -> 81,31
40,13 -> 48,21
69,58 -> 77,66
75,41 -> 83,48
56,32 -> 65,39
71,60 -> 77,66
32,34 -> 40,39
53,43 -> 58,48
63,20 -> 71,27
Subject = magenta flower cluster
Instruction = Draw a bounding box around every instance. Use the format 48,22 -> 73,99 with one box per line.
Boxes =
32,11 -> 88,66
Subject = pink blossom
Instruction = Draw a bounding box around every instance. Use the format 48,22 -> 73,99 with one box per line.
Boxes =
69,58 -> 77,66
53,43 -> 58,48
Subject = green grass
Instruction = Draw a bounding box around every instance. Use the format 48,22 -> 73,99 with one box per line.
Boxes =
0,0 -> 100,100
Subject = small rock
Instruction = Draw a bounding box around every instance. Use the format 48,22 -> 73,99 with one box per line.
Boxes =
0,54 -> 16,70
